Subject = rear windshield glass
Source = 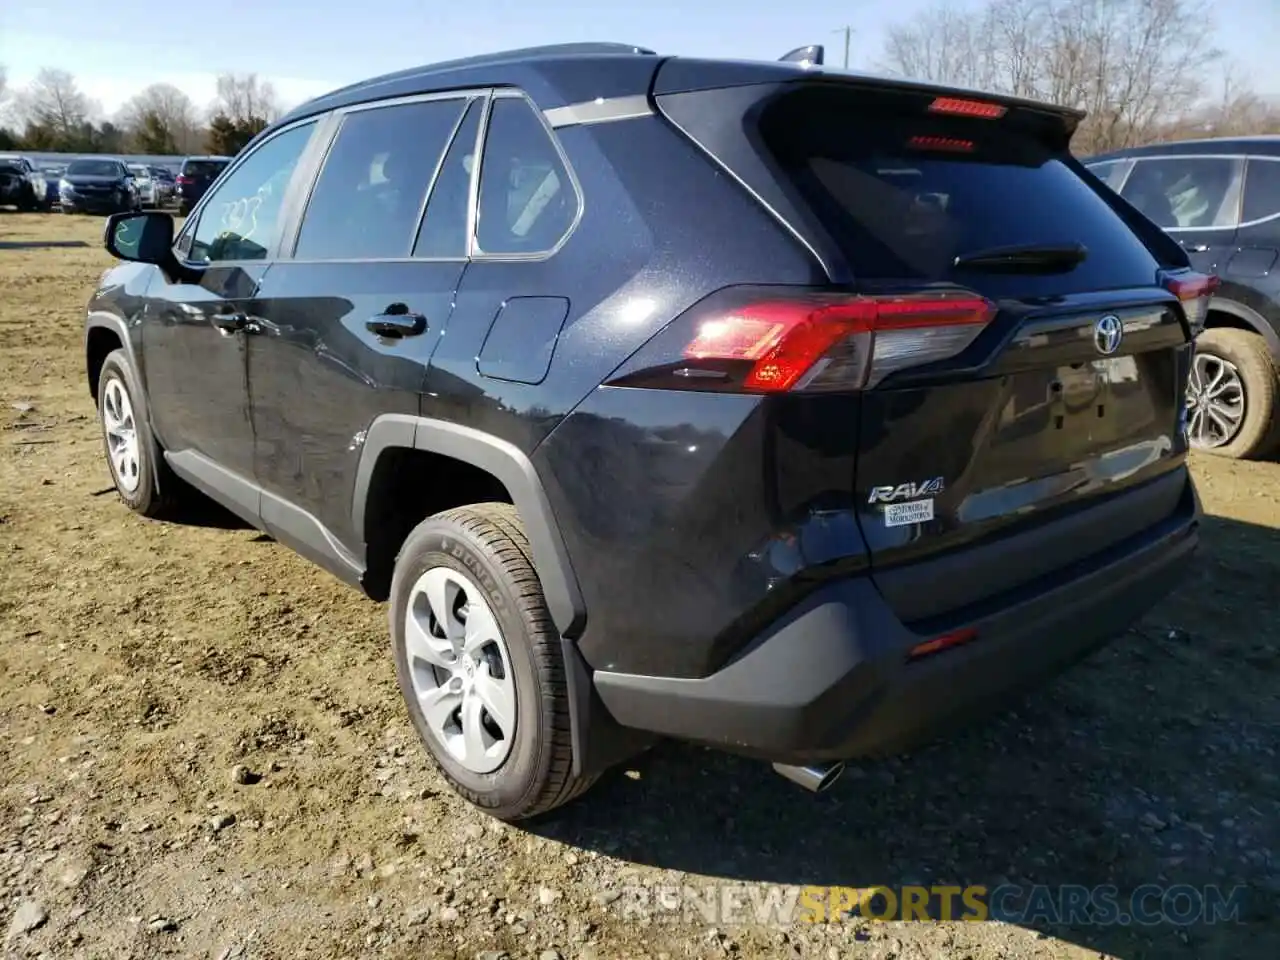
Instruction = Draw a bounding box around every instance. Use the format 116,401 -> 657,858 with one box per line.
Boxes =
183,160 -> 228,178
757,85 -> 1161,295
66,160 -> 121,177
0,163 -> 22,176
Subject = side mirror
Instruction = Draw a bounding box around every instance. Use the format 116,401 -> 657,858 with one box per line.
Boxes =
105,211 -> 173,264
104,211 -> 200,284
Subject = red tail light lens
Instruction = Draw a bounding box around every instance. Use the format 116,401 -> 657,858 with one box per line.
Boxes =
175,174 -> 193,184
632,290 -> 994,394
928,96 -> 1007,119
1161,270 -> 1218,335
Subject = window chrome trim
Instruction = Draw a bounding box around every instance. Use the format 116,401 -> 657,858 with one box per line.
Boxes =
464,91 -> 496,260
543,94 -> 653,129
467,88 -> 585,262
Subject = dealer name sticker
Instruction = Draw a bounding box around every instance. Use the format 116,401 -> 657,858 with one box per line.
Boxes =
883,498 -> 935,527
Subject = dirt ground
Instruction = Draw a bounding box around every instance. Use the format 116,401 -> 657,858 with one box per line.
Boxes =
1,212 -> 1277,960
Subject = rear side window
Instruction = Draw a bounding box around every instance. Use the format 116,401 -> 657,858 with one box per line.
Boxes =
755,85 -> 1163,294
294,98 -> 467,260
1242,158 -> 1280,224
1119,156 -> 1244,230
414,99 -> 482,258
474,97 -> 578,256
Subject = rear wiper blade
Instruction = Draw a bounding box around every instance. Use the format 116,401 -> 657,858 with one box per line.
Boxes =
952,242 -> 1088,273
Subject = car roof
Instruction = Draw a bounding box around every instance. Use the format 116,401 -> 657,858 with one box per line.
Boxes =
1087,135 -> 1280,163
268,40 -> 1084,147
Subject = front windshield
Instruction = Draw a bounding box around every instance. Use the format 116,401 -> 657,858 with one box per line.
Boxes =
66,160 -> 121,177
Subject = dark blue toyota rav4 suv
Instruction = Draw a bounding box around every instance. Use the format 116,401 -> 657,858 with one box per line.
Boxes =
84,42 -> 1205,818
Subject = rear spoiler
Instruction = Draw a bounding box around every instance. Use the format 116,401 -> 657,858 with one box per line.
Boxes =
656,57 -> 1085,147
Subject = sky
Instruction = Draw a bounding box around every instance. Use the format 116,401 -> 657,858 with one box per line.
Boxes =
1,0 -> 1278,119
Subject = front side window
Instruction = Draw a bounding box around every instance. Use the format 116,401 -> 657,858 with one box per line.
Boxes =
1119,156 -> 1244,230
294,98 -> 468,260
474,97 -> 578,256
188,122 -> 316,263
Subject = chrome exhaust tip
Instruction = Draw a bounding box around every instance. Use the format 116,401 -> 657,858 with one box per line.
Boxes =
771,761 -> 845,793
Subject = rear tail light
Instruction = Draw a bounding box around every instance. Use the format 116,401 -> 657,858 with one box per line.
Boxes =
175,174 -> 193,185
928,96 -> 1007,119
608,288 -> 995,394
1161,270 -> 1218,336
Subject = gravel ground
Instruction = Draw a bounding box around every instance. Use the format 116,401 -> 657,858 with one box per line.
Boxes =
1,213 -> 1278,959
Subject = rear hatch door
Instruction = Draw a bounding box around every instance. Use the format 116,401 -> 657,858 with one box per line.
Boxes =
657,73 -> 1197,624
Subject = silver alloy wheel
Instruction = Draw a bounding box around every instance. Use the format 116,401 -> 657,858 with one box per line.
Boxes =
405,567 -> 517,774
1187,351 -> 1246,449
101,376 -> 141,493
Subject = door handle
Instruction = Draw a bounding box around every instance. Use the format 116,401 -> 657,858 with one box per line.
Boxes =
212,311 -> 248,333
1181,243 -> 1210,253
366,309 -> 428,339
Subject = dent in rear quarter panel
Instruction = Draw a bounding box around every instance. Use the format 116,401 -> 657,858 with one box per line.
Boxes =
535,388 -> 870,680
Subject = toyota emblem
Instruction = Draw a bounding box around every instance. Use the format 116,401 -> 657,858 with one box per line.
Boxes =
1094,315 -> 1123,355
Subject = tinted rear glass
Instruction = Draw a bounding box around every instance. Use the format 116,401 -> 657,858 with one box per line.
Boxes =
183,160 -> 228,178
757,85 -> 1161,295
0,163 -> 22,176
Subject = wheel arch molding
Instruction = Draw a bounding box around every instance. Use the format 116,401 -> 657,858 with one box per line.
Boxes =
1206,295 -> 1280,362
352,414 -> 587,640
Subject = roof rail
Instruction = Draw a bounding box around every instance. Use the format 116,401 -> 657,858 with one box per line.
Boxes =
303,42 -> 659,106
779,44 -> 824,66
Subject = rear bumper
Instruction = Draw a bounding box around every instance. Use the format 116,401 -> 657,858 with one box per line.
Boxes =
593,468 -> 1200,763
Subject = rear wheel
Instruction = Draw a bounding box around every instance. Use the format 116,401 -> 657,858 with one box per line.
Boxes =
1187,328 -> 1280,460
390,503 -> 596,820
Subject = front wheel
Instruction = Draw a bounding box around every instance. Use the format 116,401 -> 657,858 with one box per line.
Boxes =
389,503 -> 597,820
96,349 -> 189,517
1187,328 -> 1280,459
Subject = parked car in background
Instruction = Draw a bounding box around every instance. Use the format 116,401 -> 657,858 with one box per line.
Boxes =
127,164 -> 161,208
40,163 -> 66,207
1086,137 -> 1280,459
0,154 -> 50,210
87,42 -> 1205,818
149,166 -> 176,206
60,158 -> 141,215
175,155 -> 231,214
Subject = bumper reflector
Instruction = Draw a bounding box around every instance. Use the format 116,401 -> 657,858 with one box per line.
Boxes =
908,627 -> 978,660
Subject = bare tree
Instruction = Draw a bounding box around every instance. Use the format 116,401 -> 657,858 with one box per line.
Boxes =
14,67 -> 93,141
211,73 -> 280,126
118,83 -> 202,153
879,0 -> 1223,153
